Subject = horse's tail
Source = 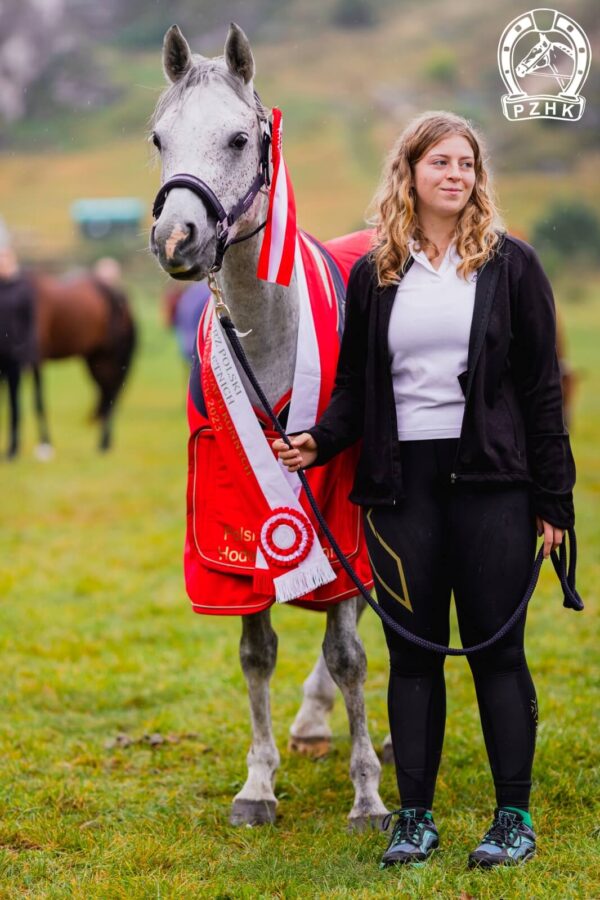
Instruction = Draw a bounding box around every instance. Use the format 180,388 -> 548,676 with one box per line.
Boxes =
89,279 -> 137,420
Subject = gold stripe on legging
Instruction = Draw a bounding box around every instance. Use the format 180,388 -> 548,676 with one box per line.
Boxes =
366,508 -> 413,613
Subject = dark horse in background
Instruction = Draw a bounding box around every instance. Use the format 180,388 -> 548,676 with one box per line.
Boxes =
0,268 -> 136,458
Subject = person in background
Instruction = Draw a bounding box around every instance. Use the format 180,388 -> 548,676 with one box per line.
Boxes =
0,243 -> 37,457
168,281 -> 211,363
274,111 -> 575,870
92,256 -> 124,290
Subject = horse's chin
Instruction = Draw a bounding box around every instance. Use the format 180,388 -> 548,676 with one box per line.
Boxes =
162,262 -> 207,282
154,245 -> 213,282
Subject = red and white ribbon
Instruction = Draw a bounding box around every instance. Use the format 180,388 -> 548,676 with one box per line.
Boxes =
201,308 -> 335,603
259,506 -> 314,568
256,108 -> 297,287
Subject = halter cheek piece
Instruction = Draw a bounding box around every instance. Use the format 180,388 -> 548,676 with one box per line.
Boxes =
152,91 -> 272,273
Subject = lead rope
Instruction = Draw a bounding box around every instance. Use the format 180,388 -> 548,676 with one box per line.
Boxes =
219,315 -> 583,656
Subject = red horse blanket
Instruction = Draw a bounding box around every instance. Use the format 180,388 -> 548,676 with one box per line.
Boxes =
184,228 -> 374,615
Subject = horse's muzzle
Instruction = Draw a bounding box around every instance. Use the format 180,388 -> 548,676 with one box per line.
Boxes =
150,220 -> 215,279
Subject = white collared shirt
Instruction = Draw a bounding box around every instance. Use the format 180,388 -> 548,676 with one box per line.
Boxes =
387,240 -> 477,441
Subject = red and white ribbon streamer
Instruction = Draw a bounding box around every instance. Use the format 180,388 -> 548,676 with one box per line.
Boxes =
256,107 -> 297,287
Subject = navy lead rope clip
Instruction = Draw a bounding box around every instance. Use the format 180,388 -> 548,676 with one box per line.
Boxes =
219,315 -> 583,656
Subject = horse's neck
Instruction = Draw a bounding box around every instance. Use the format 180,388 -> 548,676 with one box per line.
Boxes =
216,228 -> 300,407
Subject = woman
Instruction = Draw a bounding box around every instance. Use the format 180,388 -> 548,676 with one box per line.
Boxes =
273,111 -> 576,869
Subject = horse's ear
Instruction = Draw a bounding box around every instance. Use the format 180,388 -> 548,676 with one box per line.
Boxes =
163,25 -> 193,83
224,22 -> 255,84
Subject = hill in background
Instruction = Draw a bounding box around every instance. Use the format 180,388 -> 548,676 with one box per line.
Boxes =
0,0 -> 597,262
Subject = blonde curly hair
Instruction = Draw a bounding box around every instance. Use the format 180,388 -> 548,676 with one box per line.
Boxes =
367,111 -> 505,286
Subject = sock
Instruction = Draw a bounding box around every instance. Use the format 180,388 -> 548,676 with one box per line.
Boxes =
502,806 -> 533,829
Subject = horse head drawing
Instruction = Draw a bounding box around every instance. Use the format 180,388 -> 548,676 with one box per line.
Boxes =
515,32 -> 575,91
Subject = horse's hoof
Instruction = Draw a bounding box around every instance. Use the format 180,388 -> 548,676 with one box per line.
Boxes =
288,735 -> 331,758
348,813 -> 388,833
230,798 -> 277,826
34,443 -> 55,462
380,739 -> 394,766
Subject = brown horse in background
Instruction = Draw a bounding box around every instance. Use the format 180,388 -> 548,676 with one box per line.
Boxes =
30,270 -> 137,453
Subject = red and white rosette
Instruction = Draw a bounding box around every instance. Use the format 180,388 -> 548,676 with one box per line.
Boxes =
259,506 -> 314,569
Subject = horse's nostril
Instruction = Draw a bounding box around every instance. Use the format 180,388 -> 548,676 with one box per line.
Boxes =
184,222 -> 197,246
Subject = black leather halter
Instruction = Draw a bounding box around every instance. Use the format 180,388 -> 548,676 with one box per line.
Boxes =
152,96 -> 272,272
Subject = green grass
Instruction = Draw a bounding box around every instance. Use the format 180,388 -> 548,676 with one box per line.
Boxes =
0,271 -> 597,898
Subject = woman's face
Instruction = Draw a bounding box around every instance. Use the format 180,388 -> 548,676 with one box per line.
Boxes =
412,133 -> 476,223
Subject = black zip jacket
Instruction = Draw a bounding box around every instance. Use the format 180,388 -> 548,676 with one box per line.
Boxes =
307,233 -> 576,530
0,274 -> 37,365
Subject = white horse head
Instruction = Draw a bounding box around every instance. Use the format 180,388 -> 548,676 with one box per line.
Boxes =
150,23 -> 269,280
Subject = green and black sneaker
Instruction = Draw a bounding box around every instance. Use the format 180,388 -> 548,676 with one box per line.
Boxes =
380,807 -> 439,868
469,808 -> 536,868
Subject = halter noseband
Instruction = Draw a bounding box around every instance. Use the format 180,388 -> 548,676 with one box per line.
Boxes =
152,93 -> 272,273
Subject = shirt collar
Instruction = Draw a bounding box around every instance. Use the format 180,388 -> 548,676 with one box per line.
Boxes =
408,238 -> 460,276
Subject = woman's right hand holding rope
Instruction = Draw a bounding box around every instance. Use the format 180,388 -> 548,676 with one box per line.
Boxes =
273,433 -> 318,471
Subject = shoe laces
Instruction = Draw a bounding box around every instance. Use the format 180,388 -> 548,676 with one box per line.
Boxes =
483,812 -> 519,847
382,809 -> 423,846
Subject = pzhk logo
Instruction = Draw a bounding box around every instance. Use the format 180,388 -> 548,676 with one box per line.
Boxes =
498,8 -> 591,121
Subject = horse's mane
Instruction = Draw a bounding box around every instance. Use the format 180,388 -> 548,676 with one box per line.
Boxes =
150,56 -> 269,132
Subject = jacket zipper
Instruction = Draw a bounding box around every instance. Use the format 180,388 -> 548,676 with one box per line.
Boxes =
450,259 -> 493,485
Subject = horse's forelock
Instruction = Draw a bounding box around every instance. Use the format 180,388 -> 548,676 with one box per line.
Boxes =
150,56 -> 268,132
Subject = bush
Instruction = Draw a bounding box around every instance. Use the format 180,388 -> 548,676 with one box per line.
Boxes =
423,49 -> 459,86
531,200 -> 600,275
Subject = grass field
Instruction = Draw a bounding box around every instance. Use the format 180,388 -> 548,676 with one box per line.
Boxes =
0,1 -> 597,893
0,268 -> 597,898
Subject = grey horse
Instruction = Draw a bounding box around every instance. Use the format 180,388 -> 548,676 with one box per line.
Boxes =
150,22 -> 389,828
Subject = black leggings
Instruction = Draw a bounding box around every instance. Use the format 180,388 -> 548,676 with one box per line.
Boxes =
363,439 -> 538,811
0,356 -> 21,455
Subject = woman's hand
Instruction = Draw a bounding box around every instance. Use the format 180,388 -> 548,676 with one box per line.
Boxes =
272,433 -> 318,472
536,516 -> 564,559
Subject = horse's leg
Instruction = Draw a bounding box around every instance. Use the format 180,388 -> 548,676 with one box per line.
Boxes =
354,594 -> 393,763
90,311 -> 135,452
99,406 -> 113,452
6,361 -> 21,459
288,649 -> 337,758
323,597 -> 388,829
289,594 -> 394,762
289,594 -> 372,757
32,365 -> 54,460
231,608 -> 280,826
95,372 -> 114,453
85,353 -> 116,452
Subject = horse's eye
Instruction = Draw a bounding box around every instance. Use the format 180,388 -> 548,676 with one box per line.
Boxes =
230,133 -> 248,150
152,133 -> 162,151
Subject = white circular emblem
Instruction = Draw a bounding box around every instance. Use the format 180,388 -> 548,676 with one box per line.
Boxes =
497,8 -> 592,122
259,507 -> 314,568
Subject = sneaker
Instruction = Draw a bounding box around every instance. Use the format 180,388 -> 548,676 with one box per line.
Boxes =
468,808 -> 536,868
380,807 -> 439,867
